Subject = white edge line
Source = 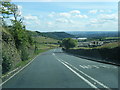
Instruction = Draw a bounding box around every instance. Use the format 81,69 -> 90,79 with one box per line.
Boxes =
53,52 -> 111,90
56,57 -> 100,90
53,53 -> 100,90
64,61 -> 111,90
0,53 -> 41,86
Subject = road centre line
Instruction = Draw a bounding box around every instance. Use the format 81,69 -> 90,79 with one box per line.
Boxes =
53,52 -> 111,90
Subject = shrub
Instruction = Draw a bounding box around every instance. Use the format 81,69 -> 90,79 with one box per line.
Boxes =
62,38 -> 77,49
20,47 -> 29,61
2,53 -> 12,74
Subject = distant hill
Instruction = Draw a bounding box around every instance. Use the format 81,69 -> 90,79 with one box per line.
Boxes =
66,31 -> 118,38
27,31 -> 75,40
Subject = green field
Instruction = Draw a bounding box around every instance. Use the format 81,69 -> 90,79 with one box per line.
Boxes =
95,42 -> 119,49
33,36 -> 59,44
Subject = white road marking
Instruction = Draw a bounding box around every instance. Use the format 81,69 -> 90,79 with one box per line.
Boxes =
79,65 -> 117,69
53,53 -> 111,90
63,61 -> 111,89
79,65 -> 100,69
55,57 -> 99,90
0,53 -> 42,86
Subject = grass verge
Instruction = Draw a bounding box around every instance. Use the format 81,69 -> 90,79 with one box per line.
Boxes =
2,47 -> 54,82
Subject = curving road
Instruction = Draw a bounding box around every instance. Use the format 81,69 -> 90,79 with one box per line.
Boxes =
2,48 -> 119,89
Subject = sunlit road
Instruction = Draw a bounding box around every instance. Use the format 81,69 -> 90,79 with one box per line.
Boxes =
2,48 -> 118,89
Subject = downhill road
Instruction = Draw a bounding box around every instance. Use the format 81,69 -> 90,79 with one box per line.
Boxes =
2,48 -> 119,89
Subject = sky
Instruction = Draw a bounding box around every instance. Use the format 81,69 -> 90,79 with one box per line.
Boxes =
12,1 -> 118,32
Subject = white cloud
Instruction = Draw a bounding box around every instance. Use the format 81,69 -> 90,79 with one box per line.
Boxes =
24,15 -> 38,20
89,10 -> 98,14
17,5 -> 22,10
70,10 -> 81,14
99,14 -> 118,21
56,18 -> 73,23
89,9 -> 112,14
48,12 -> 55,17
87,13 -> 118,31
74,15 -> 88,18
48,14 -> 54,17
47,22 -> 54,27
99,10 -> 104,13
56,18 -> 69,23
23,15 -> 41,26
90,13 -> 117,25
17,5 -> 23,15
59,12 -> 71,18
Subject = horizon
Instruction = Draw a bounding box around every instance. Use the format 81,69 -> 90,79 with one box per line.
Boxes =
28,30 -> 119,33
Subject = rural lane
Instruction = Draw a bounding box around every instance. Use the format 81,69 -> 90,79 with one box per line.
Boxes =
2,48 -> 119,89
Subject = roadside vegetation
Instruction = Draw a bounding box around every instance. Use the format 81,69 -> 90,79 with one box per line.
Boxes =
61,38 -> 77,49
61,37 -> 120,65
1,1 -> 58,79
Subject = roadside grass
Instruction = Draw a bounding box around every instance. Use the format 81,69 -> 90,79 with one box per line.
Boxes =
15,48 -> 50,68
74,42 -> 119,50
33,36 -> 59,44
63,41 -> 120,65
103,37 -> 120,40
15,43 -> 58,69
2,44 -> 57,80
74,47 -> 93,50
94,42 -> 119,49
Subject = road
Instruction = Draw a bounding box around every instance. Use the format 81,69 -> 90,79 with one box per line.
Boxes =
2,48 -> 119,89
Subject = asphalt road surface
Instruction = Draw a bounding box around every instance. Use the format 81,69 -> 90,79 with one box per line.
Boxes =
2,48 -> 119,89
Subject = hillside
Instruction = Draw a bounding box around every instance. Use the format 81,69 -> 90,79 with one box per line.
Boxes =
39,32 -> 75,40
26,31 -> 75,40
67,31 -> 118,38
2,27 -> 58,76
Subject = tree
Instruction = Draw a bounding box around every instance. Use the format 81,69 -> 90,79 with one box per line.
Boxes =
1,2 -> 12,26
62,38 -> 77,49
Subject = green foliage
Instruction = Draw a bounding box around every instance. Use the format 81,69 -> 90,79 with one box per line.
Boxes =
62,38 -> 77,49
20,47 -> 29,61
41,32 -> 74,40
2,52 -> 12,74
1,1 -> 21,26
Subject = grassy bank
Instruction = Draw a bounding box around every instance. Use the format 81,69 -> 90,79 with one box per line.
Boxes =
2,47 -> 55,82
2,27 -> 58,81
63,42 -> 120,66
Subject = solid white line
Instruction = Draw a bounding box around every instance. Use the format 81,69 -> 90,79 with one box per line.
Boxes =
60,59 -> 111,90
0,53 -> 41,86
53,52 -> 111,90
63,61 -> 111,89
56,57 -> 99,90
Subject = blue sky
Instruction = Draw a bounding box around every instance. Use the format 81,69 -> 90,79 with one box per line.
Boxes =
12,2 -> 118,32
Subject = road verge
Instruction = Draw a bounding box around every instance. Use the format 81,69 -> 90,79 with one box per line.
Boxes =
62,48 -> 120,66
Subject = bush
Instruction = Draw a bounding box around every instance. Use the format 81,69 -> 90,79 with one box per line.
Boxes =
20,48 -> 29,61
2,53 -> 12,74
62,38 -> 77,49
